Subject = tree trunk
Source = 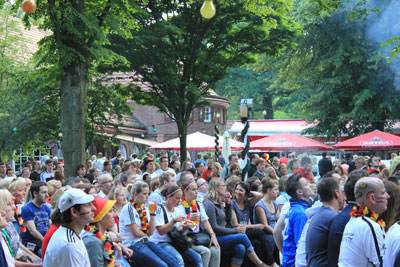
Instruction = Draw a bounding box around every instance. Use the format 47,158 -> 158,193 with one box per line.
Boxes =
263,93 -> 273,119
177,120 -> 188,164
60,63 -> 89,177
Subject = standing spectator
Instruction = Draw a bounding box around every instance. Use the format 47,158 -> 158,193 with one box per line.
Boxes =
97,174 -> 114,199
76,164 -> 86,179
193,153 -> 207,168
248,154 -> 260,177
201,157 -> 215,180
288,158 -> 300,176
102,160 -> 113,175
5,168 -> 16,178
0,162 -> 7,179
120,171 -> 137,188
89,167 -> 100,183
195,161 -> 206,179
40,159 -> 55,182
327,170 -> 366,266
278,164 -> 288,177
318,152 -> 333,177
282,174 -> 313,267
142,158 -> 157,179
210,162 -> 222,180
368,156 -> 380,174
220,153 -> 239,179
93,152 -> 105,172
254,158 -> 267,181
155,156 -> 175,176
171,160 -> 180,175
305,178 -> 344,266
21,181 -> 51,255
84,158 -> 94,182
354,156 -> 367,170
338,177 -> 389,266
111,151 -> 123,168
44,189 -> 95,266
292,156 -> 314,183
30,161 -> 42,182
266,167 -> 278,180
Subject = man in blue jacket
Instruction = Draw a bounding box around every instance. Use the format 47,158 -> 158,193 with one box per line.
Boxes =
282,173 -> 313,267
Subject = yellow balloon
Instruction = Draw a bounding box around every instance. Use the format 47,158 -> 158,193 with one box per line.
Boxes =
200,0 -> 216,19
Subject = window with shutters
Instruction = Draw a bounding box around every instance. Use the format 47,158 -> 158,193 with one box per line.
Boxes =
203,107 -> 211,123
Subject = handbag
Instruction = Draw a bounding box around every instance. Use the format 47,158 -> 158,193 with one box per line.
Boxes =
168,227 -> 194,252
187,232 -> 211,247
160,204 -> 194,252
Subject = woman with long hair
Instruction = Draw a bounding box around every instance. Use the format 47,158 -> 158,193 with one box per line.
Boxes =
231,182 -> 278,266
178,181 -> 221,267
153,185 -> 202,267
209,162 -> 222,180
119,181 -> 180,266
203,178 -> 269,267
265,167 -> 278,180
108,186 -> 128,232
254,179 -> 280,265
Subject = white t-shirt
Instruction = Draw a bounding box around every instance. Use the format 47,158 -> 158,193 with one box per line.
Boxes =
176,202 -> 208,234
384,222 -> 400,267
151,204 -> 180,243
338,216 -> 385,267
93,158 -> 105,172
143,172 -> 158,179
154,168 -> 176,176
44,226 -> 90,267
119,203 -> 150,247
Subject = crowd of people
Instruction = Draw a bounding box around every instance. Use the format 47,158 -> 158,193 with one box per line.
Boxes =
0,150 -> 399,267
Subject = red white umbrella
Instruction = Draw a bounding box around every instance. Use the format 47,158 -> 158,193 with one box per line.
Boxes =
333,130 -> 400,150
149,132 -> 243,151
250,132 -> 333,151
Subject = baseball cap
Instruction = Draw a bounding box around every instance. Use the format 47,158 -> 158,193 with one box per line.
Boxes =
58,188 -> 95,213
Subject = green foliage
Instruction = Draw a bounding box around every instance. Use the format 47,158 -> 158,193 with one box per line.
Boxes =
106,0 -> 297,161
269,0 -> 400,138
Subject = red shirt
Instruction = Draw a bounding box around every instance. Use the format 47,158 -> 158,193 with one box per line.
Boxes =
202,168 -> 212,181
292,168 -> 314,183
42,223 -> 60,259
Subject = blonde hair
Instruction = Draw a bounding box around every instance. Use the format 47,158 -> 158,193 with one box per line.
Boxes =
47,179 -> 62,195
0,189 -> 13,212
0,177 -> 26,193
109,186 -> 127,200
130,181 -> 149,199
213,162 -> 222,176
205,178 -> 224,202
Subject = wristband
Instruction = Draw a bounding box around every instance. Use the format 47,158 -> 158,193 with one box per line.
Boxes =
150,213 -> 156,216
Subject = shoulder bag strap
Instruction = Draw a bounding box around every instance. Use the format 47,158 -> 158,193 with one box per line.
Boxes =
362,216 -> 383,266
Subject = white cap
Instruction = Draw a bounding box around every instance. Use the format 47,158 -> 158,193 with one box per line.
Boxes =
58,188 -> 95,213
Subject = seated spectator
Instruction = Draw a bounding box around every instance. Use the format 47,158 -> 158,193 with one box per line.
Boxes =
196,178 -> 208,203
203,178 -> 269,267
254,159 -> 267,181
153,185 -> 203,267
149,172 -> 175,204
292,156 -> 314,183
97,174 -> 114,199
108,186 -> 128,232
46,179 -> 62,203
82,196 -> 132,267
44,189 -> 95,266
119,181 -> 180,266
178,181 -> 220,267
0,190 -> 14,266
266,167 -> 278,180
21,181 -> 51,256
254,179 -> 280,265
231,182 -> 277,266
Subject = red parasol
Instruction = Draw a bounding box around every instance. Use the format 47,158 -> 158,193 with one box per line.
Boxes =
333,130 -> 400,150
250,132 -> 333,151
